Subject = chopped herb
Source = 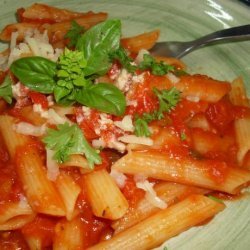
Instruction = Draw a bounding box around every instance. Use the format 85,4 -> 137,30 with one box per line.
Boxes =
163,247 -> 169,250
139,54 -> 175,76
109,47 -> 137,73
207,195 -> 224,204
134,115 -> 152,137
43,123 -> 101,168
134,87 -> 181,137
174,69 -> 188,77
180,132 -> 187,141
153,87 -> 181,119
64,20 -> 85,48
0,74 -> 13,104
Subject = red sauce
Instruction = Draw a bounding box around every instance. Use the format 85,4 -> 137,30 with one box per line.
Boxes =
21,215 -> 57,248
0,231 -> 29,250
126,72 -> 159,115
0,135 -> 24,203
76,179 -> 113,248
121,176 -> 145,207
205,160 -> 229,184
28,91 -> 49,109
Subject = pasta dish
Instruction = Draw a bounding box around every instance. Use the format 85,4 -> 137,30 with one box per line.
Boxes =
0,3 -> 249,250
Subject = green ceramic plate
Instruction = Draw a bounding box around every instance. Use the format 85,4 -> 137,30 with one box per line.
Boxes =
0,1 -> 249,249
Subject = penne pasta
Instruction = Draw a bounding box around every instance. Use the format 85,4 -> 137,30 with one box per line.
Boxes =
84,169 -> 129,220
15,146 -> 66,216
0,115 -> 30,158
229,77 -> 250,107
121,30 -> 160,53
0,22 -> 41,42
55,172 -> 81,220
88,195 -> 225,250
234,118 -> 250,165
0,201 -> 35,230
112,150 -> 250,194
175,74 -> 231,102
190,127 -> 235,155
53,217 -> 85,250
0,115 -> 66,216
112,182 -> 209,234
229,77 -> 250,165
24,236 -> 42,250
18,3 -> 98,23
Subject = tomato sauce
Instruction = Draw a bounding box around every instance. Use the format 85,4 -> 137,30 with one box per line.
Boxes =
76,179 -> 113,248
121,176 -> 145,207
21,215 -> 57,248
0,135 -> 24,203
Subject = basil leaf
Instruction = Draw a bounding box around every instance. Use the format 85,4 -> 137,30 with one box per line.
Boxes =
10,56 -> 56,94
76,19 -> 121,76
76,83 -> 125,116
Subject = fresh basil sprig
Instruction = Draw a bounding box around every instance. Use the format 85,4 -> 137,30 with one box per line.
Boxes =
10,56 -> 56,94
10,20 -> 126,116
76,19 -> 121,76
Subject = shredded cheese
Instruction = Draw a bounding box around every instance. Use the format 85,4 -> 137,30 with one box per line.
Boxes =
110,169 -> 127,188
46,148 -> 60,181
114,68 -> 132,92
118,135 -> 153,146
13,122 -> 47,136
136,180 -> 167,209
114,115 -> 134,132
166,72 -> 180,84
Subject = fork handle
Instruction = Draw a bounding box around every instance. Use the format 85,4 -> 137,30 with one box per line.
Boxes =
193,24 -> 250,47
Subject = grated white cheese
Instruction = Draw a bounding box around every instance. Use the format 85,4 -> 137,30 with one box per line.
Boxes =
33,103 -> 49,118
108,137 -> 126,152
114,115 -> 134,132
82,106 -> 91,118
46,148 -> 60,181
47,95 -> 54,106
118,135 -> 153,146
13,122 -> 47,137
7,29 -> 63,67
110,169 -> 127,188
95,113 -> 113,135
12,82 -> 29,99
114,68 -> 132,92
186,95 -> 200,102
92,138 -> 106,149
132,73 -> 145,84
47,108 -> 71,125
166,72 -> 180,84
33,104 -> 71,125
126,99 -> 138,107
136,180 -> 167,209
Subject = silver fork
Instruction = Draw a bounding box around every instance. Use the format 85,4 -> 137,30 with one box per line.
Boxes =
150,24 -> 250,58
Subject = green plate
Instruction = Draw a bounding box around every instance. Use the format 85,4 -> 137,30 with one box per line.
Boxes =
0,1 -> 249,249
